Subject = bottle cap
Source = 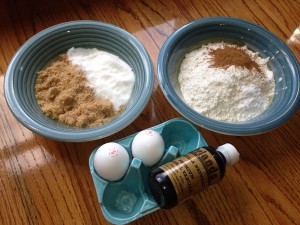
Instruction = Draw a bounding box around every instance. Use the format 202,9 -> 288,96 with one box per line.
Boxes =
216,143 -> 239,166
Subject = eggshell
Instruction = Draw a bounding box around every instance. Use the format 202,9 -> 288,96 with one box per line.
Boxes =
131,129 -> 165,166
93,142 -> 130,181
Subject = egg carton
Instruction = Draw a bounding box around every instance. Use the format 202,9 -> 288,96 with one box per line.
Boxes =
89,118 -> 207,224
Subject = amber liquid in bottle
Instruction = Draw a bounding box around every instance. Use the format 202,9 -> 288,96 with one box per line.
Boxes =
148,146 -> 228,209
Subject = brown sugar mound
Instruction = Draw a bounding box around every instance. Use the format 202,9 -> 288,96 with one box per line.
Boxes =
209,45 -> 261,72
35,54 -> 120,128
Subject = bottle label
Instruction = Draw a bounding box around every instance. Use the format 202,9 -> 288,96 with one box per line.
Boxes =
159,148 -> 221,203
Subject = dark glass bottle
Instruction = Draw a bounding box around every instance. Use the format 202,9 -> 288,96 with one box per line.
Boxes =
148,144 -> 239,209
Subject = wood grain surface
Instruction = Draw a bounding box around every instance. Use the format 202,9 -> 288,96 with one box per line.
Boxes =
1,0 -> 300,224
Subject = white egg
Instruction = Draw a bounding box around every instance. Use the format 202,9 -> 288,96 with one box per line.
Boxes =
131,129 -> 165,166
93,142 -> 130,181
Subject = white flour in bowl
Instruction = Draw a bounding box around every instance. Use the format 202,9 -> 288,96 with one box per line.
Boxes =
178,42 -> 275,122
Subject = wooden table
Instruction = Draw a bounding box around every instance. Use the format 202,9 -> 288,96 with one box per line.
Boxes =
1,0 -> 300,224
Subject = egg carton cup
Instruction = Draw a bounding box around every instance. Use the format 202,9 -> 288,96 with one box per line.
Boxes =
89,118 -> 207,224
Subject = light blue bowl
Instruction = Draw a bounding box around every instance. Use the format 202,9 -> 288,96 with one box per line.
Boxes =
4,21 -> 154,141
158,17 -> 300,135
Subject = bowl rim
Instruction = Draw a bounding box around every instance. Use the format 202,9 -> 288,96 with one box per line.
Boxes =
158,16 -> 300,135
4,20 -> 154,142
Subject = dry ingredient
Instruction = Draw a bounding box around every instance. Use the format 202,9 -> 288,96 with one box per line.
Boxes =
67,47 -> 135,109
210,45 -> 261,72
178,42 -> 275,122
35,48 -> 135,128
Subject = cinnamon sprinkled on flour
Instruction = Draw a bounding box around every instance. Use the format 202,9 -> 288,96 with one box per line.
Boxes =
178,42 -> 275,122
209,45 -> 261,72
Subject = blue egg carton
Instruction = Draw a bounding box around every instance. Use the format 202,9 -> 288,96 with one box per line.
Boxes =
89,118 -> 207,224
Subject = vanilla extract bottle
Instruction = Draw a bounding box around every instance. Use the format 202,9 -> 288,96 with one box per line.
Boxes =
148,143 -> 239,209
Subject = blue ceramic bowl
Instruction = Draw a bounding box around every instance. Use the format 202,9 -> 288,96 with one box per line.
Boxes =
158,17 -> 300,135
4,21 -> 154,141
